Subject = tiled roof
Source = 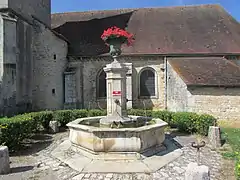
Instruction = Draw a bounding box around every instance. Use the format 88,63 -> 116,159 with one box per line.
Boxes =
168,57 -> 240,87
51,4 -> 240,56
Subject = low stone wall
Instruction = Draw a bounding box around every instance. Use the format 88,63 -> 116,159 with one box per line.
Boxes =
189,87 -> 240,120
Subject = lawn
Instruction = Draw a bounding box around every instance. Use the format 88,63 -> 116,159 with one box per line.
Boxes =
221,126 -> 240,180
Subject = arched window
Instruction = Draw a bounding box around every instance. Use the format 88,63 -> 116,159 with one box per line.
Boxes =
97,69 -> 106,98
140,68 -> 156,97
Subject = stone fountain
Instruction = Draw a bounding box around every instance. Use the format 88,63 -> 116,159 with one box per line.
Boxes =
67,36 -> 168,160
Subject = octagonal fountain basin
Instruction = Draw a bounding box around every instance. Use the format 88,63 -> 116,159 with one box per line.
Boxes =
67,116 -> 168,160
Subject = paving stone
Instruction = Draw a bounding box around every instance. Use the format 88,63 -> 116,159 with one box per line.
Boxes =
173,166 -> 185,174
84,173 -> 91,178
90,174 -> 98,178
159,172 -> 169,177
0,132 -> 224,180
72,174 -> 85,180
106,173 -> 113,178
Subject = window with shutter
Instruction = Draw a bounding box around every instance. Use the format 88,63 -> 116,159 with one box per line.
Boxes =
140,69 -> 156,97
97,69 -> 107,98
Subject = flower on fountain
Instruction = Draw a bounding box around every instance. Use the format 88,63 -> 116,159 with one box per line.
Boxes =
101,26 -> 134,46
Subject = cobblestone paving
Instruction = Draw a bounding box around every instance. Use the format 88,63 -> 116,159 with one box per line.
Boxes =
0,131 -> 223,180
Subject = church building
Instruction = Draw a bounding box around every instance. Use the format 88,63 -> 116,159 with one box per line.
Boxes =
0,1 -> 239,120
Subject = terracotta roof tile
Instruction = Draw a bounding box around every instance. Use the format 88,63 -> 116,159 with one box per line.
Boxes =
51,4 -> 240,56
168,57 -> 240,87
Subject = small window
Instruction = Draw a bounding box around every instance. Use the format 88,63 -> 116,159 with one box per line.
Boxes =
97,69 -> 106,98
52,89 -> 55,95
140,69 -> 156,97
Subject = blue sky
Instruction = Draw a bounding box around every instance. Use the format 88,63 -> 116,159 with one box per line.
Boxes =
51,0 -> 240,21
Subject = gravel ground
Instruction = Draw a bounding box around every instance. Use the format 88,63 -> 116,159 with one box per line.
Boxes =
0,130 -> 232,180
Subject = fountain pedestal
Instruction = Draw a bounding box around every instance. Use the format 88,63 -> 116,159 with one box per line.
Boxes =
67,34 -> 168,160
100,58 -> 131,126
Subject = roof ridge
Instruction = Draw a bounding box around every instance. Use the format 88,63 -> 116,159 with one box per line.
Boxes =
51,4 -> 221,16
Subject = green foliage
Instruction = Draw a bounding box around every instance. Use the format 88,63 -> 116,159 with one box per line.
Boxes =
128,109 -> 216,135
52,109 -> 106,127
31,111 -> 53,130
172,112 -> 199,133
152,110 -> 174,127
196,114 -> 217,136
53,110 -> 75,127
127,109 -> 152,117
221,128 -> 240,179
87,109 -> 106,117
0,108 -> 216,151
0,114 -> 39,150
236,153 -> 240,180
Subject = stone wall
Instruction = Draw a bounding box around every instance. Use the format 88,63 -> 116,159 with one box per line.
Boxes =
0,14 -> 17,116
68,56 -> 165,110
16,19 -> 34,114
32,20 -> 68,111
0,12 -> 37,116
0,0 -> 51,26
189,87 -> 240,120
167,60 -> 240,120
166,61 -> 193,112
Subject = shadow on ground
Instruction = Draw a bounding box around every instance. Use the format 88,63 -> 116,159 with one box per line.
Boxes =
141,132 -> 184,158
11,128 -> 68,157
142,130 -> 198,157
10,165 -> 34,174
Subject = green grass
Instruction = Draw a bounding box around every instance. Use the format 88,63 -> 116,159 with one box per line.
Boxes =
221,127 -> 240,179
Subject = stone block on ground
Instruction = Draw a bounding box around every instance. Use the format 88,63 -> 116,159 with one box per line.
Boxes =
49,121 -> 59,133
208,126 -> 221,149
0,146 -> 10,174
185,162 -> 210,180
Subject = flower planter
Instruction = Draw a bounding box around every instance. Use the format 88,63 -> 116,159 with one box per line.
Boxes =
101,26 -> 134,58
106,38 -> 123,57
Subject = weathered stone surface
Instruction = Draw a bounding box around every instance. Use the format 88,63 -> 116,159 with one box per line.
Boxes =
51,139 -> 182,173
32,19 -> 68,111
67,116 -> 167,160
0,146 -> 10,174
166,60 -> 240,120
208,126 -> 221,149
49,121 -> 59,133
69,56 -> 165,110
0,132 -> 224,180
103,59 -> 129,119
0,0 -> 51,26
185,162 -> 210,180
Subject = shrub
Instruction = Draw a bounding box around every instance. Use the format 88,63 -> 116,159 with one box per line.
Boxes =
52,109 -> 107,127
171,112 -> 216,135
53,110 -> 75,127
152,110 -> 174,127
0,114 -> 39,150
87,109 -> 106,117
171,112 -> 199,133
0,108 -> 217,150
196,114 -> 217,136
127,109 -> 215,135
31,111 -> 54,130
127,109 -> 152,117
71,109 -> 89,119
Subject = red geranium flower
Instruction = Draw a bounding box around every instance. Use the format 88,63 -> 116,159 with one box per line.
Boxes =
101,26 -> 134,46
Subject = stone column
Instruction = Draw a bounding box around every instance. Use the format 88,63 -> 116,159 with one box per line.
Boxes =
124,63 -> 132,109
103,59 -> 128,117
0,146 -> 10,174
208,126 -> 221,149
